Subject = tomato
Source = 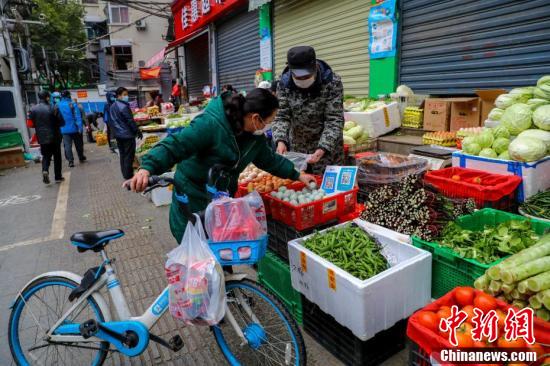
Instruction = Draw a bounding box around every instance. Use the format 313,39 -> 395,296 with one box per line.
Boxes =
437,306 -> 452,320
474,293 -> 498,313
526,343 -> 545,359
473,177 -> 482,184
541,358 -> 550,366
473,340 -> 488,348
463,305 -> 476,323
497,337 -> 526,349
495,309 -> 507,332
452,175 -> 461,181
507,363 -> 527,366
456,332 -> 474,348
417,311 -> 440,333
455,287 -> 475,307
459,322 -> 473,335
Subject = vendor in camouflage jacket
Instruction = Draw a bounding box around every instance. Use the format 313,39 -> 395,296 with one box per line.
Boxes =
272,46 -> 345,174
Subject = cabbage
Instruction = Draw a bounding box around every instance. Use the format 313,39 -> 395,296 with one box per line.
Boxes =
488,108 -> 504,121
498,151 -> 511,160
344,121 -> 357,131
501,103 -> 532,135
533,105 -> 550,131
538,75 -> 550,87
491,125 -> 510,139
508,137 -> 547,162
396,85 -> 413,96
476,130 -> 494,149
492,137 -> 510,154
509,87 -> 534,103
517,129 -> 550,152
462,136 -> 481,155
534,87 -> 550,101
495,94 -> 518,109
479,148 -> 497,158
527,98 -> 549,111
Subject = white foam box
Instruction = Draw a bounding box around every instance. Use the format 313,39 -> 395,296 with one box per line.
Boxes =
288,219 -> 431,341
150,186 -> 172,207
344,102 -> 401,138
452,151 -> 550,202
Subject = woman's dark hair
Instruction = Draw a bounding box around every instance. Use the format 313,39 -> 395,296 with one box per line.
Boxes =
116,87 -> 128,96
222,84 -> 234,92
223,88 -> 279,133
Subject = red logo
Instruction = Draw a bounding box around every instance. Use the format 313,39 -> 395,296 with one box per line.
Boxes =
439,305 -> 468,347
504,307 -> 535,345
471,308 -> 499,343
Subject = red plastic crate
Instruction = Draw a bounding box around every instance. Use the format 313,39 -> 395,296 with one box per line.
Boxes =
338,203 -> 365,223
407,288 -> 550,364
424,167 -> 522,211
267,188 -> 358,231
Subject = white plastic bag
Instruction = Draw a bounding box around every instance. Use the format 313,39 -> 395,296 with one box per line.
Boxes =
165,214 -> 225,326
205,196 -> 264,242
280,151 -> 310,172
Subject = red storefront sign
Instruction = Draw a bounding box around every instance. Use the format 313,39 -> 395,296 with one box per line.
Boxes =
170,0 -> 245,47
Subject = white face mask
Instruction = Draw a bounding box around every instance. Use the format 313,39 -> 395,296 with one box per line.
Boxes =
293,75 -> 315,89
253,117 -> 272,136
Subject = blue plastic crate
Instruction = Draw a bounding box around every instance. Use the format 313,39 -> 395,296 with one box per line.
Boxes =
208,235 -> 267,266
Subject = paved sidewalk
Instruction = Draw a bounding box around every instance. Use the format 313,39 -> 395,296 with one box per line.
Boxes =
0,145 -> 406,365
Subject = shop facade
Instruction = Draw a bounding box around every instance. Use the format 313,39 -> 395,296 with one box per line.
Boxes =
398,0 -> 550,95
272,0 -> 372,97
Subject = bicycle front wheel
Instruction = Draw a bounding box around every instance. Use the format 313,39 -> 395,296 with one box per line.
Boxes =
213,279 -> 306,366
8,276 -> 109,366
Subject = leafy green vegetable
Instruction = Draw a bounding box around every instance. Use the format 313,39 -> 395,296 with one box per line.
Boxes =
479,148 -> 498,158
492,137 -> 510,154
488,108 -> 505,121
492,125 -> 510,139
438,220 -> 540,264
533,105 -> 550,131
508,137 -> 547,162
501,103 -> 533,135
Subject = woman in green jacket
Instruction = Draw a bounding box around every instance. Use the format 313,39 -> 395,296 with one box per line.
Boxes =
128,88 -> 315,243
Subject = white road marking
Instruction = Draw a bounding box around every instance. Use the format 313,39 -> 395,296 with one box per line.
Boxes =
0,194 -> 41,208
0,172 -> 71,252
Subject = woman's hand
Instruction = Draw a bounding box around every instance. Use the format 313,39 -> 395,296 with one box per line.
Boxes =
298,172 -> 317,186
307,149 -> 325,164
276,141 -> 288,155
124,169 -> 150,192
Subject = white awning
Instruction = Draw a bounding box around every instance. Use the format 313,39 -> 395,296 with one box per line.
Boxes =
84,15 -> 106,23
249,0 -> 271,11
109,39 -> 133,47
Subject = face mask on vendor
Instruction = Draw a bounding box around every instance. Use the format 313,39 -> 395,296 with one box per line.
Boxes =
292,75 -> 316,89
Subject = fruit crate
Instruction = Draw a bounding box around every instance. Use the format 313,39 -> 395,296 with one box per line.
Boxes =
408,340 -> 434,366
302,295 -> 407,366
424,167 -> 522,212
344,138 -> 378,156
267,188 -> 358,231
412,208 -> 550,299
257,251 -> 302,325
266,219 -> 337,263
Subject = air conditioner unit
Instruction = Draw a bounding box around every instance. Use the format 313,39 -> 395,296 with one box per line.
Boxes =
135,20 -> 147,30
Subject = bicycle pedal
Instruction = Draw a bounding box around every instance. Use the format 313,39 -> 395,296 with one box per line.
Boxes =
169,335 -> 184,352
79,319 -> 99,339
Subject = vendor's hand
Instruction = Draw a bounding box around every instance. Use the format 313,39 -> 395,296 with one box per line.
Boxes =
137,131 -> 143,140
307,149 -> 325,164
298,172 -> 317,186
125,169 -> 150,192
276,141 -> 288,155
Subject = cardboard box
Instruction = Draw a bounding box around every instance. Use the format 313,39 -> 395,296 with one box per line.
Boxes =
423,98 -> 451,131
475,89 -> 507,123
0,147 -> 25,169
449,97 -> 481,131
344,102 -> 401,138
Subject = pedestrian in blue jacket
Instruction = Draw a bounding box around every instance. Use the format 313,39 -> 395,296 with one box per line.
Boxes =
110,87 -> 142,179
103,91 -> 117,152
54,90 -> 87,167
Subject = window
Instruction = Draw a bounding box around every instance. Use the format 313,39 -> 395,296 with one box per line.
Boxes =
113,46 -> 133,70
85,21 -> 107,40
109,5 -> 129,24
82,0 -> 98,4
0,91 -> 16,118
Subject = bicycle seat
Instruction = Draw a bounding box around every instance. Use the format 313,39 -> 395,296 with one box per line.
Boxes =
71,229 -> 124,252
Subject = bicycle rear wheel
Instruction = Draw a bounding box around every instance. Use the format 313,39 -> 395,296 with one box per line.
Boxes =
213,279 -> 306,366
8,276 -> 109,366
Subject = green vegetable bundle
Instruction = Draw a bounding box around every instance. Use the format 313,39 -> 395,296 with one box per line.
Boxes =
304,225 -> 388,281
475,234 -> 550,320
521,190 -> 550,220
438,220 -> 540,264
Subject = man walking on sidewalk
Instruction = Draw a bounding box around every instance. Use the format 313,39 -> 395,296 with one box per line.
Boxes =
29,91 -> 64,184
110,87 -> 142,179
55,90 -> 87,167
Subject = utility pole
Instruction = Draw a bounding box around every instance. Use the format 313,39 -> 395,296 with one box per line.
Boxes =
41,46 -> 52,87
0,16 -> 28,148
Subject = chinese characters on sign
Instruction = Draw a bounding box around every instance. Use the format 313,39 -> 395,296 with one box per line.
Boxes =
439,306 -> 535,347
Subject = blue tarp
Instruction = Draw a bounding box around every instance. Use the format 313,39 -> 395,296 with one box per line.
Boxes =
81,101 -> 106,115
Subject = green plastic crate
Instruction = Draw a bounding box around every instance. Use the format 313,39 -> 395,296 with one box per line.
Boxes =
412,208 -> 550,299
0,131 -> 24,150
258,251 -> 303,325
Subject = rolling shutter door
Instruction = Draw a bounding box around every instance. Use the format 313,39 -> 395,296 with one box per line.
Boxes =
273,0 -> 371,97
185,32 -> 210,99
217,9 -> 260,92
399,0 -> 550,94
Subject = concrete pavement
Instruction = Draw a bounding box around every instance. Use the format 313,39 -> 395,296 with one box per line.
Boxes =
0,144 -> 407,365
